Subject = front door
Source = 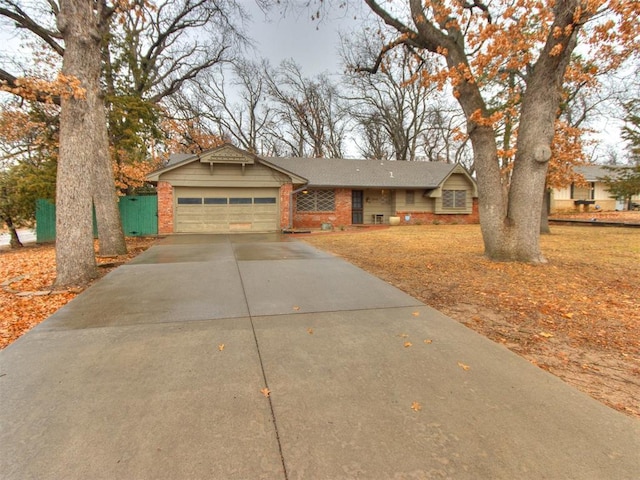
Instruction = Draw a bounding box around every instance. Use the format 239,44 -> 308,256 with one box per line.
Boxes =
352,190 -> 363,224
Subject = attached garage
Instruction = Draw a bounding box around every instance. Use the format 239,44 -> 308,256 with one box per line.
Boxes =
174,187 -> 279,233
147,145 -> 305,234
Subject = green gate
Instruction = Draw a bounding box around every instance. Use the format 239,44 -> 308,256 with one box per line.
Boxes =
36,195 -> 157,243
119,196 -> 158,236
35,198 -> 57,243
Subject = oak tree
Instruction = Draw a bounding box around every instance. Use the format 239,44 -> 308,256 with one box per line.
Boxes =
1,0 -> 127,286
362,0 -> 639,262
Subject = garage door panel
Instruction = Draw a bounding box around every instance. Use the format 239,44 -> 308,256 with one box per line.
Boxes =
175,188 -> 279,233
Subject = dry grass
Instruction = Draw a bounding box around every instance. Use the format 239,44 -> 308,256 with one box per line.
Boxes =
302,223 -> 640,418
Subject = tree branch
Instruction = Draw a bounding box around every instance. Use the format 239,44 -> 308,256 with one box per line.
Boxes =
0,3 -> 64,56
0,68 -> 61,105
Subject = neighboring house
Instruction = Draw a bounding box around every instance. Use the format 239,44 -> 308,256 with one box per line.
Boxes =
146,144 -> 478,234
550,165 -> 640,212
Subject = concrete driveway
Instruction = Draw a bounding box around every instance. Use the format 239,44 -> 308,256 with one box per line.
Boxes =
1,233 -> 638,479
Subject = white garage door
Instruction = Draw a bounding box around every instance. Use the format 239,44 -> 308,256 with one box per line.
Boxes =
175,187 -> 279,233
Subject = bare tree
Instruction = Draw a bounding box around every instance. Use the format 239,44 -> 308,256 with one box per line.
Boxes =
265,60 -> 349,158
104,0 -> 250,103
342,30 -> 467,162
420,103 -> 472,167
175,60 -> 276,154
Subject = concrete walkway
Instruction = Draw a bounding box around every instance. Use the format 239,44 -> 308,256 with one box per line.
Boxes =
1,234 -> 638,479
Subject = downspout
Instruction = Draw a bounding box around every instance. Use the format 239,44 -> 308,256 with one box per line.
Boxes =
288,184 -> 309,230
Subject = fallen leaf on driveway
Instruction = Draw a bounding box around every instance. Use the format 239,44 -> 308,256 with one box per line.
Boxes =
260,387 -> 271,397
424,339 -> 433,344
396,333 -> 409,338
458,362 -> 471,371
218,344 -> 225,351
411,401 -> 422,411
293,306 -> 300,311
404,341 -> 413,348
412,311 -> 420,317
307,328 -> 314,335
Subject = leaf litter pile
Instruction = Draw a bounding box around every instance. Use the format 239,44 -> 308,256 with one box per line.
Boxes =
1,237 -> 156,348
303,223 -> 640,418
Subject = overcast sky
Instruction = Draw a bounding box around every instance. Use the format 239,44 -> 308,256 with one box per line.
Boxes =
244,2 -> 367,76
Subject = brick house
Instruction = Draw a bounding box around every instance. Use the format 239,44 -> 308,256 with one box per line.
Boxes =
146,144 -> 479,234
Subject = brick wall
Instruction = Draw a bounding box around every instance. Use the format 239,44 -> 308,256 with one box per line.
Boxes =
292,190 -> 480,228
396,198 -> 479,225
279,184 -> 292,228
293,188 -> 352,228
157,181 -> 174,234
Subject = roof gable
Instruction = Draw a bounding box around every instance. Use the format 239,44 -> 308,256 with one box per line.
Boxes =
147,144 -> 304,183
198,144 -> 255,165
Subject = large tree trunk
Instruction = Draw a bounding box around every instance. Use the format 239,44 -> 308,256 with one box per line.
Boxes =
95,24 -> 127,256
93,123 -> 127,256
54,0 -> 103,287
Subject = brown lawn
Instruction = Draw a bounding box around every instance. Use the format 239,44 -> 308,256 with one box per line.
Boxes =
301,221 -> 640,418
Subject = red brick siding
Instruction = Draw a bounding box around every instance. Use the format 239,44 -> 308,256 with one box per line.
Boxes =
279,184 -> 292,228
293,188 -> 352,228
395,198 -> 479,225
157,181 -> 174,234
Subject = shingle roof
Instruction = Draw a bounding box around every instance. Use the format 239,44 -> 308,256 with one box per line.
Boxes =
262,157 -> 458,189
575,165 -> 624,182
166,153 -> 194,166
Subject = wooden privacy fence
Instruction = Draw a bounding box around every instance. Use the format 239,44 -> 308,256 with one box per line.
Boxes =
36,195 -> 158,243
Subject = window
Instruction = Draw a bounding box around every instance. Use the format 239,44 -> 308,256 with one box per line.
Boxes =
254,197 -> 276,204
177,197 -> 202,205
405,190 -> 415,205
204,198 -> 227,204
296,189 -> 335,212
442,190 -> 466,209
571,183 -> 594,200
229,197 -> 252,204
